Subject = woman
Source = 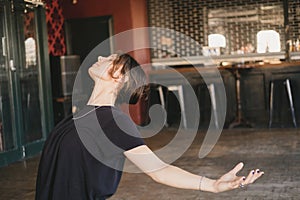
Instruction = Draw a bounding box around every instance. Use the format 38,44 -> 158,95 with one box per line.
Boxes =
36,53 -> 264,200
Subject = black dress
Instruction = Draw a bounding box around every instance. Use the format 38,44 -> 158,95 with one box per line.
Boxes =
35,106 -> 144,200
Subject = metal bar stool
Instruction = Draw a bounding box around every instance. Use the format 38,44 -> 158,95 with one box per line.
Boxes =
157,85 -> 187,128
269,78 -> 297,128
197,83 -> 219,129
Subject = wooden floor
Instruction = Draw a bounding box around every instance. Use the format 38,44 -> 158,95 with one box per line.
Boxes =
0,128 -> 299,200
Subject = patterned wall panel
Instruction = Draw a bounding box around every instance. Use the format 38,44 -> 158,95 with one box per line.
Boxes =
45,0 -> 66,56
24,12 -> 35,37
147,0 -> 300,59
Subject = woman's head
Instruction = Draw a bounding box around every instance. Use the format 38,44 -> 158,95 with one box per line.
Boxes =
89,53 -> 149,104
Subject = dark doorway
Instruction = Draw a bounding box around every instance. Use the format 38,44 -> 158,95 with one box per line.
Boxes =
50,16 -> 113,124
65,15 -> 113,62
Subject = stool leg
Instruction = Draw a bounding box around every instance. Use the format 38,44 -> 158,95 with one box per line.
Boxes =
158,86 -> 165,109
196,86 -> 202,125
158,86 -> 168,127
269,82 -> 274,128
208,84 -> 219,129
285,79 -> 297,128
177,85 -> 187,128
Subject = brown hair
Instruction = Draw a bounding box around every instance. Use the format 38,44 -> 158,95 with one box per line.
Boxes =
110,53 -> 149,104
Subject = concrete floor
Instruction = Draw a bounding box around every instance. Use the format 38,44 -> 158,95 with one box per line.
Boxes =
0,128 -> 299,200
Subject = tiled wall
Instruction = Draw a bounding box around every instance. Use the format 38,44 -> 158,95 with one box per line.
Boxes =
289,0 -> 300,42
147,0 -> 300,59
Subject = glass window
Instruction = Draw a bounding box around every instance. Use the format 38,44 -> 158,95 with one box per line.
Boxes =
21,9 -> 43,143
0,5 -> 15,152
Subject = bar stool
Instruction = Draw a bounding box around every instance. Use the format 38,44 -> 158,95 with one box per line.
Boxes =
197,83 -> 219,129
157,85 -> 187,128
269,78 -> 297,128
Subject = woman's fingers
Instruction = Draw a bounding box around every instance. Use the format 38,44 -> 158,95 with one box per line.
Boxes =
230,176 -> 246,189
229,168 -> 264,190
216,164 -> 265,192
244,169 -> 264,185
229,162 -> 244,175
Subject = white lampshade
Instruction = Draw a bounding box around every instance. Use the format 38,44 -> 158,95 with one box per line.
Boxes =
208,34 -> 226,48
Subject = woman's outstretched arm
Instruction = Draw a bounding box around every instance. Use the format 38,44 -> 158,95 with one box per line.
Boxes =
124,145 -> 264,193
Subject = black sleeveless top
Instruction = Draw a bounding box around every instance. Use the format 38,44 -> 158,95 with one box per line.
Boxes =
35,106 -> 144,200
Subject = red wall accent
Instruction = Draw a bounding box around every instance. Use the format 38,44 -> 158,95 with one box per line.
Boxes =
61,0 -> 150,63
62,1 -> 132,35
129,0 -> 151,66
46,0 -> 66,56
61,0 -> 151,125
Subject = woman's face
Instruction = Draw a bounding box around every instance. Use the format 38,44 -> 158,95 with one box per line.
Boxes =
88,54 -> 119,81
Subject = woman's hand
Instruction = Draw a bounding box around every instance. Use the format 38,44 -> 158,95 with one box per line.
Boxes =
125,146 -> 265,193
212,162 -> 264,193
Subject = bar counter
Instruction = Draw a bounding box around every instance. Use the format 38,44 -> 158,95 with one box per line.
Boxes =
149,61 -> 300,128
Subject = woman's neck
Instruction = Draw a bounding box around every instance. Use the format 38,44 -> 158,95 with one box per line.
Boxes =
87,80 -> 118,107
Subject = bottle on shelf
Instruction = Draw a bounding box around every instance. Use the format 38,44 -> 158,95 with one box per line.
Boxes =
295,39 -> 299,52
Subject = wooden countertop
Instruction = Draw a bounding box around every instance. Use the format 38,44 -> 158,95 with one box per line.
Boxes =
149,61 -> 300,75
151,52 -> 300,67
